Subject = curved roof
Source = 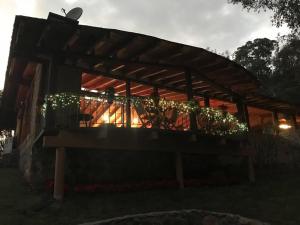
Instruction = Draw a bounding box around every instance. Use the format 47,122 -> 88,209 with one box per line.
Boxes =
2,13 -> 299,117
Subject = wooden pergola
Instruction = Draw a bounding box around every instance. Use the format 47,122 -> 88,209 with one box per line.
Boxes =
2,13 -> 299,116
1,13 -> 299,200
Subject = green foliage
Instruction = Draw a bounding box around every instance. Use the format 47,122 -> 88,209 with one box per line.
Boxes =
233,36 -> 300,104
228,0 -> 300,32
0,130 -> 12,154
233,38 -> 278,83
273,36 -> 300,79
43,93 -> 248,136
268,35 -> 300,103
196,108 -> 248,136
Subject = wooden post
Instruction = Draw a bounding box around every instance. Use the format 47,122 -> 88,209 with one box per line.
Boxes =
153,86 -> 159,96
175,151 -> 184,189
152,86 -> 160,128
273,112 -> 279,135
53,147 -> 65,201
236,101 -> 250,129
121,104 -> 125,127
243,104 -> 250,129
204,96 -> 210,107
126,80 -> 131,128
248,156 -> 256,183
185,70 -> 197,130
292,115 -> 298,130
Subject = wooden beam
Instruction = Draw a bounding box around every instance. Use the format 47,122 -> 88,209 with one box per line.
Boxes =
125,39 -> 160,60
126,80 -> 131,128
132,87 -> 153,96
153,71 -> 185,82
105,35 -> 136,58
175,151 -> 184,189
185,69 -> 197,131
53,147 -> 65,201
273,112 -> 279,135
90,55 -> 238,100
292,114 -> 298,130
204,97 -> 210,107
248,156 -> 255,183
162,77 -> 185,86
236,100 -> 250,128
139,69 -> 168,80
82,66 -> 187,96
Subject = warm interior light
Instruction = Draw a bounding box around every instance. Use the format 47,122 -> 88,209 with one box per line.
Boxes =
278,118 -> 292,130
279,124 -> 292,130
132,117 -> 139,124
103,114 -> 109,123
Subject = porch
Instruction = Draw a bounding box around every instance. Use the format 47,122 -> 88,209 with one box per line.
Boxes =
2,14 -> 298,202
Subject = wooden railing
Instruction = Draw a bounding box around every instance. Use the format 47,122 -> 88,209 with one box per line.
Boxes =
77,94 -> 190,130
45,92 -> 190,130
44,92 -> 248,136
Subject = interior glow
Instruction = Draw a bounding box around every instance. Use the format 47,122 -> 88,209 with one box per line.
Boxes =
279,124 -> 292,130
132,117 -> 139,124
102,114 -> 109,123
278,118 -> 292,130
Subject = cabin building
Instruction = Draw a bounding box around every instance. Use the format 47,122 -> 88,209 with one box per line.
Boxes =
0,13 -> 299,200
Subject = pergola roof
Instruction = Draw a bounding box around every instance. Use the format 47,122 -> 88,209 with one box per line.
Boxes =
2,13 -> 300,116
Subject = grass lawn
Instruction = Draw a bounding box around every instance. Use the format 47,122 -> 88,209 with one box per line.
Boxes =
1,168 -> 300,225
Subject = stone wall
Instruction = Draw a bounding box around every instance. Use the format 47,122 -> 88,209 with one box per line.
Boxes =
18,135 -> 34,182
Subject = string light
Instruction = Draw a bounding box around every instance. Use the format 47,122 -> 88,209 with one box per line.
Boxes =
42,92 -> 248,136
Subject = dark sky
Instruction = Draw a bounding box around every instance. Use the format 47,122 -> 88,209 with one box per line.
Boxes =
0,0 -> 289,88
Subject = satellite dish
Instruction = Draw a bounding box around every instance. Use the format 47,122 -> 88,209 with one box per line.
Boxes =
61,7 -> 83,20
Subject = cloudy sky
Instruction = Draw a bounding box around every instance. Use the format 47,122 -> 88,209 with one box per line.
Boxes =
0,0 -> 289,89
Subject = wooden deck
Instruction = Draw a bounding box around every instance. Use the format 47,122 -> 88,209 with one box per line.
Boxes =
41,127 -> 255,200
43,127 -> 244,154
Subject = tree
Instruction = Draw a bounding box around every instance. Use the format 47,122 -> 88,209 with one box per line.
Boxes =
233,36 -> 300,104
233,38 -> 278,83
269,35 -> 300,103
228,0 -> 300,32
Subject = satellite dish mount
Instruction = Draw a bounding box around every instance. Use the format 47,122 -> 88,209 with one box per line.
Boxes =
61,7 -> 83,20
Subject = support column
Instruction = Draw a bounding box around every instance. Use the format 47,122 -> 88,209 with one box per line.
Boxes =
292,115 -> 298,130
204,96 -> 210,107
185,70 -> 197,130
273,112 -> 279,135
152,86 -> 160,128
236,101 -> 250,128
248,155 -> 256,183
53,147 -> 65,201
175,151 -> 184,189
126,80 -> 131,128
152,86 -> 159,96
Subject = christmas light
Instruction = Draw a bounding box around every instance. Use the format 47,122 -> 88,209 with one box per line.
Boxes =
42,92 -> 248,136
